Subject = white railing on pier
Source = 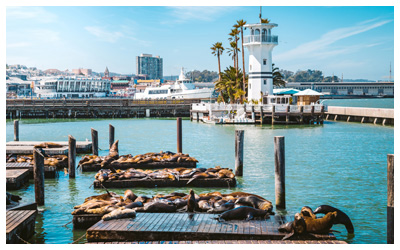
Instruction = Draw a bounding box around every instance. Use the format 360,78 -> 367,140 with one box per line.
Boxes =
289,105 -> 300,113
275,104 -> 287,112
303,106 -> 312,113
314,105 -> 322,112
191,103 -> 324,114
262,105 -> 273,112
243,35 -> 278,44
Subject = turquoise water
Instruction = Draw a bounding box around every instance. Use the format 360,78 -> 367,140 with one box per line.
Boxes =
322,98 -> 394,108
6,117 -> 393,244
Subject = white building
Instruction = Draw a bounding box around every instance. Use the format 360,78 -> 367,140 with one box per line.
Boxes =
243,21 -> 278,102
35,77 -> 111,98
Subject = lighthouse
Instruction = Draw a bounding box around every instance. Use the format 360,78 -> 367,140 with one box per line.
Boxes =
243,19 -> 278,102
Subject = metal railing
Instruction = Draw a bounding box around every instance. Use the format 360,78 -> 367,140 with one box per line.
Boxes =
191,103 -> 324,113
243,35 -> 278,44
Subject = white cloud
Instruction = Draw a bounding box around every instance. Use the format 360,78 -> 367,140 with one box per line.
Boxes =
85,26 -> 124,43
7,42 -> 31,48
276,19 -> 392,62
6,7 -> 58,23
164,6 -> 238,24
31,29 -> 61,42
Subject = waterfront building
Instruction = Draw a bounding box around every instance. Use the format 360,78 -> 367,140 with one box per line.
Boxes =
284,82 -> 394,97
243,20 -> 278,101
136,54 -> 163,80
35,76 -> 111,98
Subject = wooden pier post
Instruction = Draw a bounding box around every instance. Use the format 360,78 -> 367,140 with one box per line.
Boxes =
271,105 -> 276,125
14,120 -> 19,141
285,106 -> 290,124
235,130 -> 244,176
196,113 -> 200,122
320,106 -> 325,124
109,124 -> 115,150
251,106 -> 255,122
68,135 -> 76,178
387,154 -> 394,244
274,136 -> 285,209
91,128 -> 98,156
311,106 -> 315,124
33,148 -> 45,206
300,106 -> 304,124
260,106 -> 264,125
177,117 -> 182,153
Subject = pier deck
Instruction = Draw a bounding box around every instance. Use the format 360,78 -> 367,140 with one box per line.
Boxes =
6,210 -> 37,244
87,240 -> 346,244
7,140 -> 92,154
6,169 -> 30,190
87,213 -> 337,242
6,162 -> 57,178
93,177 -> 236,188
81,161 -> 196,172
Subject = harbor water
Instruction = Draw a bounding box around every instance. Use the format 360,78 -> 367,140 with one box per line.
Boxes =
5,99 -> 394,244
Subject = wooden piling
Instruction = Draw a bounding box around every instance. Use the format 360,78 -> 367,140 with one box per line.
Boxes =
33,148 -> 45,206
285,106 -> 290,124
235,130 -> 244,176
260,106 -> 264,125
274,136 -> 285,209
109,124 -> 115,150
68,135 -> 76,178
91,128 -> 98,156
271,105 -> 276,125
14,120 -> 19,141
177,117 -> 182,153
387,154 -> 394,244
300,106 -> 304,124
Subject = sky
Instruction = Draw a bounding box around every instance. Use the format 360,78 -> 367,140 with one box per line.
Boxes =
5,5 -> 395,81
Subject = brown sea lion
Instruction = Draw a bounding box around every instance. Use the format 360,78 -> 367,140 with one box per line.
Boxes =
279,213 -> 311,240
300,206 -> 316,219
109,140 -> 119,158
123,190 -> 137,202
217,206 -> 269,221
303,211 -> 337,234
135,202 -> 176,213
102,207 -> 136,221
235,196 -> 274,213
207,200 -> 235,213
34,142 -> 63,148
187,189 -> 199,212
313,205 -> 354,234
125,201 -> 144,209
198,200 -> 212,211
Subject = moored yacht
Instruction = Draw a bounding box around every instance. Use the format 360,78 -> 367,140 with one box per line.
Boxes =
134,68 -> 214,100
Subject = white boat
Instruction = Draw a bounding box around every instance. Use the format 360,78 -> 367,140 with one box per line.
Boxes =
134,68 -> 214,100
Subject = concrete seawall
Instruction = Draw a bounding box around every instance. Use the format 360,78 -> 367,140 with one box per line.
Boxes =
325,106 -> 394,125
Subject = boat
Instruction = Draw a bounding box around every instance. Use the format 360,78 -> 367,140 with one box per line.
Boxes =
134,68 -> 214,100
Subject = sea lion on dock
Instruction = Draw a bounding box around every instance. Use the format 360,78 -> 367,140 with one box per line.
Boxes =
235,196 -> 274,214
217,206 -> 270,221
102,207 -> 136,221
187,189 -> 199,212
302,211 -> 337,234
123,189 -> 137,202
313,205 -> 354,234
135,202 -> 177,213
279,213 -> 310,240
300,206 -> 316,219
109,140 -> 119,158
125,201 -> 143,209
198,200 -> 212,211
34,142 -> 63,148
207,200 -> 235,213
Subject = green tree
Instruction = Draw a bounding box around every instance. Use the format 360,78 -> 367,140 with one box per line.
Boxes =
215,66 -> 246,104
272,63 -> 286,87
210,42 -> 224,81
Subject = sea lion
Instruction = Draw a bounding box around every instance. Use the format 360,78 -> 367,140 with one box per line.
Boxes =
123,189 -> 137,202
198,200 -> 212,211
102,207 -> 136,221
300,206 -> 316,219
217,206 -> 270,221
207,200 -> 235,213
34,142 -> 63,148
313,205 -> 354,234
135,202 -> 177,213
302,211 -> 337,234
235,196 -> 274,214
187,189 -> 199,212
125,201 -> 143,209
279,213 -> 311,240
109,140 -> 119,158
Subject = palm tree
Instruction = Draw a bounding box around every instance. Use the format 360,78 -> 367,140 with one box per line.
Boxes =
272,63 -> 286,87
234,19 -> 247,102
215,66 -> 246,104
226,41 -> 239,72
228,28 -> 240,72
210,42 -> 224,81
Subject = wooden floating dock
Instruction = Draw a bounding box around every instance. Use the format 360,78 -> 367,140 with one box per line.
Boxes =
326,106 -> 394,125
6,169 -> 30,190
7,202 -> 38,212
73,214 -> 104,229
6,210 -> 37,244
93,177 -> 236,188
81,161 -> 197,172
6,140 -> 92,154
86,213 -> 337,242
87,239 -> 347,244
6,162 -> 57,178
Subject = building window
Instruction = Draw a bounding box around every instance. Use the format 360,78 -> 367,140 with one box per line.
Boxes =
264,80 -> 267,85
263,59 -> 267,65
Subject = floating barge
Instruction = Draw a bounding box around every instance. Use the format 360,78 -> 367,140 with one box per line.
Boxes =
6,140 -> 92,154
6,162 -> 57,178
6,169 -> 30,190
93,177 -> 236,189
6,209 -> 37,244
81,161 -> 197,172
87,240 -> 346,244
73,214 -> 104,229
86,213 -> 337,242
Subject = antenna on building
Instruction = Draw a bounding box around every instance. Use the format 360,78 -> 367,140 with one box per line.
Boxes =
259,6 -> 262,22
